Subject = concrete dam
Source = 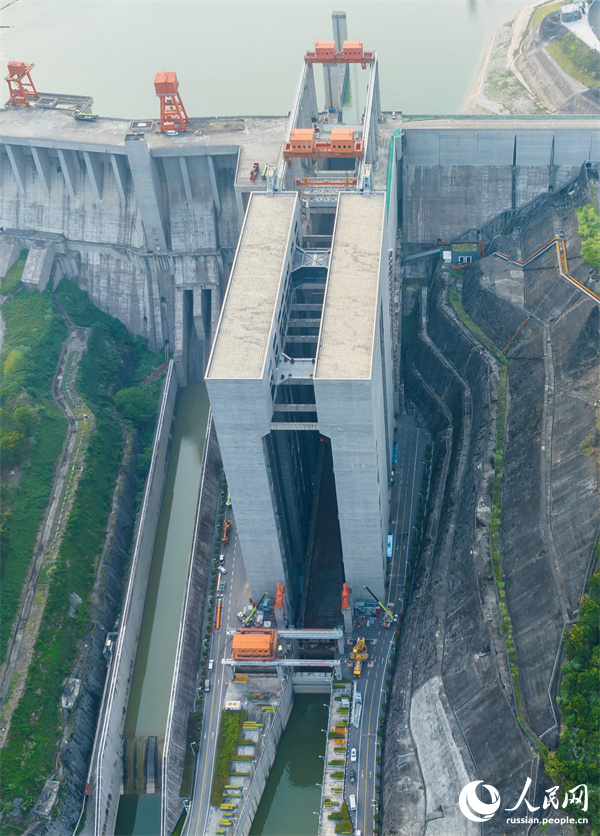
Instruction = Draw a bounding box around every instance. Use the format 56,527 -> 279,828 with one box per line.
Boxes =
1,32 -> 599,836
1,90 -> 599,383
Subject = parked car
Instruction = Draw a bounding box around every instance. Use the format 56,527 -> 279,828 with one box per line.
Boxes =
208,659 -> 214,672
218,566 -> 227,574
349,770 -> 356,783
350,748 -> 357,763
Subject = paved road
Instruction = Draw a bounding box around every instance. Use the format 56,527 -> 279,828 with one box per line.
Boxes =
588,0 -> 600,41
184,514 -> 249,836
344,417 -> 429,836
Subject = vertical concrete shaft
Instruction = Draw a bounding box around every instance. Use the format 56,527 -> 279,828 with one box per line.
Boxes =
124,137 -> 168,251
342,606 -> 353,634
207,155 -> 221,213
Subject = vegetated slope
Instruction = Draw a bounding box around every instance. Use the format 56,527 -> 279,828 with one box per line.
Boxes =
0,280 -> 164,833
546,570 -> 599,833
385,190 -> 598,835
0,288 -> 67,663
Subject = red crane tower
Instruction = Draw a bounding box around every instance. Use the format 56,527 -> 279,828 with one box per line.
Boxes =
5,61 -> 38,106
154,71 -> 189,133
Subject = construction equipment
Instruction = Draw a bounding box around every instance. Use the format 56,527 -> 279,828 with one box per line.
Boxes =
349,637 -> 369,661
154,71 -> 189,133
363,585 -> 396,622
243,592 -> 268,625
73,111 -> 99,121
250,161 -> 259,182
222,519 -> 231,543
5,61 -> 38,106
353,659 -> 362,677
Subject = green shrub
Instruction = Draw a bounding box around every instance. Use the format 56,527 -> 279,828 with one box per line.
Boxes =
576,205 -> 600,271
210,710 -> 248,805
546,572 -> 599,834
0,250 -> 27,295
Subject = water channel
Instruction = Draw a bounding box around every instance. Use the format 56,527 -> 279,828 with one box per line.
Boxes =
115,383 -> 209,836
250,696 -> 329,836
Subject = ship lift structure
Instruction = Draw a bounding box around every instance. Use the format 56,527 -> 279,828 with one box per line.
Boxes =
275,38 -> 382,198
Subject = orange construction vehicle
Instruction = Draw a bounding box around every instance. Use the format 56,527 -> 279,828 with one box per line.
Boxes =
231,629 -> 277,660
222,519 -> 231,543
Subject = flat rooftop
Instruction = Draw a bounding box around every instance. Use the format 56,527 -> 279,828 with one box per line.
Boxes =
206,192 -> 297,380
315,192 -> 385,380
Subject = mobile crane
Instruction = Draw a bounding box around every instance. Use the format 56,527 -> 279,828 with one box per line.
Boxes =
363,585 -> 397,622
243,592 -> 268,626
349,637 -> 369,661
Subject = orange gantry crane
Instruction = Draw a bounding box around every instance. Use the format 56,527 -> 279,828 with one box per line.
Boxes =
5,61 -> 38,106
154,71 -> 189,133
305,40 -> 374,68
283,127 -> 363,165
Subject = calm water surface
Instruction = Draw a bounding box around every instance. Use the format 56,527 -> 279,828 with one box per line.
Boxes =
250,695 -> 329,836
2,1 -> 537,117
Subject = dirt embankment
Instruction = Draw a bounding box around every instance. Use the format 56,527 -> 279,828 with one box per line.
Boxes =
463,0 -> 600,115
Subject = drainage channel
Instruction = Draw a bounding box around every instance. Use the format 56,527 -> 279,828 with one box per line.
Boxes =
115,383 -> 209,835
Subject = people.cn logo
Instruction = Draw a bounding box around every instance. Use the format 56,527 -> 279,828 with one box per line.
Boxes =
459,780 -> 501,822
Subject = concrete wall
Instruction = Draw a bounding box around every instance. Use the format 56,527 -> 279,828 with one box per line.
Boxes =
402,126 -> 599,242
85,362 -> 179,836
232,682 -> 294,836
161,416 -> 223,836
206,377 -> 291,599
0,142 -> 238,357
315,377 -> 387,601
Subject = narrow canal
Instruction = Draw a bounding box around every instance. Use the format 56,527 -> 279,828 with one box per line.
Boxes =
250,695 -> 329,836
115,382 -> 209,836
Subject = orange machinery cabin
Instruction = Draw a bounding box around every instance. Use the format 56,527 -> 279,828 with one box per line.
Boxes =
284,128 -> 363,162
231,629 -> 277,660
305,40 -> 374,66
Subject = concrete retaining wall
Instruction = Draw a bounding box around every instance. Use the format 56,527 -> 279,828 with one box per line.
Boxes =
161,415 -> 223,836
233,682 -> 295,836
84,361 -> 179,836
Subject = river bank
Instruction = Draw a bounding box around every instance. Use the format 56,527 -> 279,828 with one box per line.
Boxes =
463,0 -> 600,114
